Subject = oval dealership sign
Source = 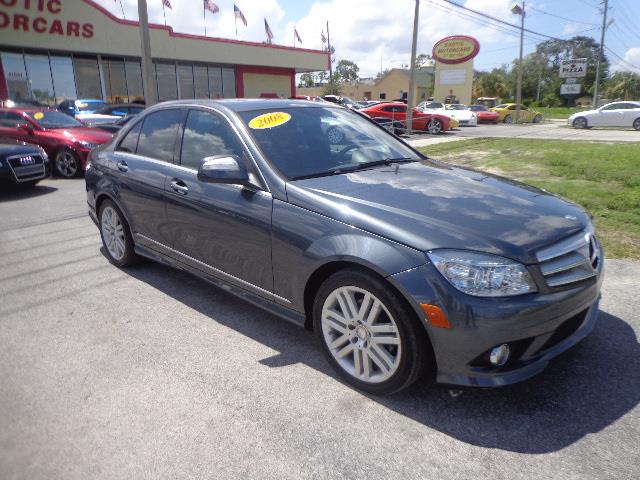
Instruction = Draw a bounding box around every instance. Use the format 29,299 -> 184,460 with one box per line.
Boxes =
432,36 -> 480,64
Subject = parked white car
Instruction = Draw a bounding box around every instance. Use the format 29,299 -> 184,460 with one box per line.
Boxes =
568,101 -> 640,130
443,104 -> 477,127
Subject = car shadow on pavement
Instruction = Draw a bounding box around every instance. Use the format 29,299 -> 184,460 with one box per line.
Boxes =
0,184 -> 57,201
119,255 -> 639,454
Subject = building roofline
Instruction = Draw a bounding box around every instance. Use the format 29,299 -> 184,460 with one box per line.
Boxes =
83,0 -> 329,57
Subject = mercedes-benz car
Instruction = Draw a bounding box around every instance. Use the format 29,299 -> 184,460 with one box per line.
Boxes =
86,99 -> 603,395
568,101 -> 640,130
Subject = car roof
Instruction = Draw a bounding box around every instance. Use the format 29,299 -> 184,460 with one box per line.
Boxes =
0,107 -> 56,113
152,99 -> 342,112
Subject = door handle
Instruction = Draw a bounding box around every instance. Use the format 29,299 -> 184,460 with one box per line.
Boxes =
170,179 -> 189,195
116,161 -> 128,172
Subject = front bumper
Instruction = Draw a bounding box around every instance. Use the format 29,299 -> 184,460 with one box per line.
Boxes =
389,261 -> 603,387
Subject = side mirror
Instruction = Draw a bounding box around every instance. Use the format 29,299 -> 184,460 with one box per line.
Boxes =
17,123 -> 34,134
197,155 -> 249,185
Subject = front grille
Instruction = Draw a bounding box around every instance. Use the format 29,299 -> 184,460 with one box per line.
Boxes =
6,154 -> 46,182
536,230 -> 600,288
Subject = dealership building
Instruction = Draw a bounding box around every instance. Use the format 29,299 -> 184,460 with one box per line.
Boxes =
0,0 -> 328,105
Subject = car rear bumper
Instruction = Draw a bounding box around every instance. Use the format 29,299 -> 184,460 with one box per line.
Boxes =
389,261 -> 603,387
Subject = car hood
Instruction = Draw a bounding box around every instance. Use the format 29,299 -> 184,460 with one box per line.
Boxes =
52,127 -> 113,144
0,141 -> 42,157
285,160 -> 590,264
446,110 -> 474,119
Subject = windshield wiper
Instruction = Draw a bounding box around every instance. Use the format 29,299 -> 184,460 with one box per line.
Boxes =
290,157 -> 417,180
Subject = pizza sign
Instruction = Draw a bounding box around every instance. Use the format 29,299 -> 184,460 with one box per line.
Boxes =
559,59 -> 587,78
432,35 -> 480,65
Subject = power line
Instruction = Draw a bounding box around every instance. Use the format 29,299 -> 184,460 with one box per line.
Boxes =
605,46 -> 640,71
527,5 -> 599,26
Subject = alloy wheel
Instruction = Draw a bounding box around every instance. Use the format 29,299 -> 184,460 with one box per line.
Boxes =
101,206 -> 127,261
573,117 -> 588,129
427,119 -> 442,134
321,286 -> 402,383
55,150 -> 78,177
633,118 -> 640,131
504,115 -> 513,124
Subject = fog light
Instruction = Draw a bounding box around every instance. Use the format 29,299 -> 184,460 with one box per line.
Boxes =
489,344 -> 510,366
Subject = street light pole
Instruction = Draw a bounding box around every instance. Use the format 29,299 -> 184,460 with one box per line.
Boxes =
138,0 -> 156,106
593,0 -> 609,107
406,0 -> 420,134
511,1 -> 525,124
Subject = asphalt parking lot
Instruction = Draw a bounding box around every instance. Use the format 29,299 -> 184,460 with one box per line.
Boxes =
1,178 -> 639,479
408,120 -> 640,147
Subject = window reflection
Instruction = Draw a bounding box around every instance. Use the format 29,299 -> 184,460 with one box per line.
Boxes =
180,110 -> 243,169
50,56 -> 77,104
24,54 -> 55,105
1,52 -> 29,102
103,58 -> 128,103
208,67 -> 222,99
221,68 -> 236,98
74,57 -> 103,99
125,61 -> 144,103
178,64 -> 195,99
194,65 -> 209,98
137,109 -> 183,162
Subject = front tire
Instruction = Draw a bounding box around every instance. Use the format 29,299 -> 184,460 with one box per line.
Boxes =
313,269 -> 431,395
54,148 -> 80,178
503,115 -> 513,124
99,200 -> 137,267
533,114 -> 543,123
633,118 -> 640,131
573,117 -> 588,129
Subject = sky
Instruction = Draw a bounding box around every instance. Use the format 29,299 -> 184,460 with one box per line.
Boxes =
95,0 -> 640,77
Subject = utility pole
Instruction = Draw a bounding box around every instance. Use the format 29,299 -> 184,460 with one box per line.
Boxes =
327,21 -> 333,89
593,0 -> 609,107
511,2 -> 525,124
406,0 -> 420,134
138,0 -> 156,106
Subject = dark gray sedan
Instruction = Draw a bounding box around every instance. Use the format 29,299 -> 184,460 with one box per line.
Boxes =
85,99 -> 603,394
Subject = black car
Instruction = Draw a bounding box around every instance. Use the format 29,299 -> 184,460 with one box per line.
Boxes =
0,141 -> 49,186
86,100 -> 602,395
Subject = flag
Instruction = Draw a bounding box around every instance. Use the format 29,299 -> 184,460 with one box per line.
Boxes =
294,27 -> 302,44
204,0 -> 219,14
321,30 -> 326,43
234,4 -> 247,26
162,0 -> 172,9
264,18 -> 273,42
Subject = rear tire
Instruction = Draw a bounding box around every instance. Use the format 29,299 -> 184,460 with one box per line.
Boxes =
313,269 -> 432,395
533,114 -> 543,123
427,119 -> 443,135
99,200 -> 137,267
503,115 -> 513,124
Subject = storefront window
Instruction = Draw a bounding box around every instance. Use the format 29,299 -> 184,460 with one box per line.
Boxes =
103,58 -> 128,103
208,67 -> 222,99
74,57 -> 103,100
177,64 -> 194,99
221,68 -> 236,98
24,54 -> 55,106
155,62 -> 178,101
50,56 -> 77,104
193,65 -> 209,98
125,61 -> 144,103
1,52 -> 29,102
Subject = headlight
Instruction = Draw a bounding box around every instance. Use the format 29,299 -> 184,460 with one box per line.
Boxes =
37,147 -> 48,160
78,140 -> 98,149
427,249 -> 537,297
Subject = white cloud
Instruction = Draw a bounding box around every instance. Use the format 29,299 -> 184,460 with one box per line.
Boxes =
94,0 -> 519,76
611,47 -> 640,74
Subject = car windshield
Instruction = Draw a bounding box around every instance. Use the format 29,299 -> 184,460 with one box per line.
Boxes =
423,102 -> 443,109
495,104 -> 508,109
28,111 -> 83,129
445,104 -> 467,110
76,101 -> 106,112
468,105 -> 488,111
238,106 -> 420,180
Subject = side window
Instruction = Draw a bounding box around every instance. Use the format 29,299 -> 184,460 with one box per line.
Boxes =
395,105 -> 407,113
0,112 -> 24,127
136,109 -> 184,162
381,106 -> 395,112
116,120 -> 143,153
180,109 -> 244,170
602,104 -> 618,110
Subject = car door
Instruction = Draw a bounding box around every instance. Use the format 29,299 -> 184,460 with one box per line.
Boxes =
109,109 -> 185,250
595,104 -> 620,126
164,108 -> 274,296
620,103 -> 639,126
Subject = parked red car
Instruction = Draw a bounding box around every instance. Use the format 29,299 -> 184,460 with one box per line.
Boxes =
0,108 -> 113,177
468,105 -> 500,124
360,102 -> 451,134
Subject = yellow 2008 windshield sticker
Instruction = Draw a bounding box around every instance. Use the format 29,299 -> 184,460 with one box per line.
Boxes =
249,112 -> 291,130
34,112 -> 44,120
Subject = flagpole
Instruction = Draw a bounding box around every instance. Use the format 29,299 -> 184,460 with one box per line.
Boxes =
293,26 -> 296,48
327,21 -> 333,85
234,15 -> 238,39
118,0 -> 126,19
203,1 -> 207,36
161,1 -> 167,27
